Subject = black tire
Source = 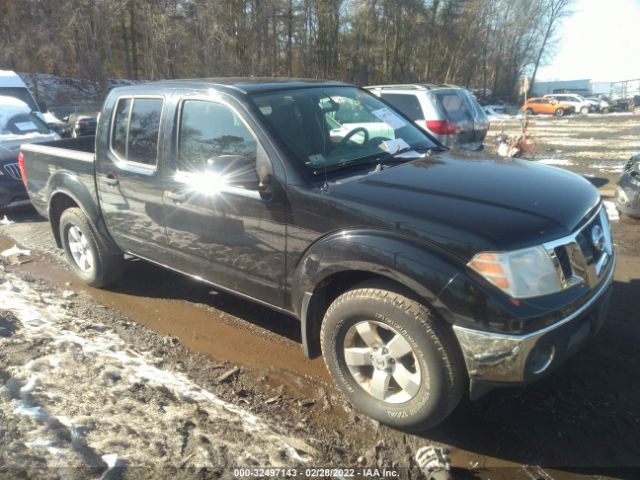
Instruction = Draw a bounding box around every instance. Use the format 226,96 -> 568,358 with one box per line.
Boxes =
525,108 -> 534,116
555,108 -> 565,117
320,282 -> 466,431
59,207 -> 124,287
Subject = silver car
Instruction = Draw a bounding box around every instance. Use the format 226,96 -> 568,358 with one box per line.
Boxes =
366,84 -> 490,151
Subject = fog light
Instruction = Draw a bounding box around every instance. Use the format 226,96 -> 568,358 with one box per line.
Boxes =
529,343 -> 556,375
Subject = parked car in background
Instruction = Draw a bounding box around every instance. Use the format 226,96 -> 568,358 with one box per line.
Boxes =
585,95 -> 611,113
544,94 -> 593,114
366,84 -> 490,151
0,96 -> 59,210
522,97 -> 574,116
60,111 -> 99,138
615,153 -> 640,218
0,70 -> 40,112
610,79 -> 640,111
0,70 -> 63,132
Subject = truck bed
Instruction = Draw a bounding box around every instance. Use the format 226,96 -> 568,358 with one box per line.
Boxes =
20,136 -> 97,219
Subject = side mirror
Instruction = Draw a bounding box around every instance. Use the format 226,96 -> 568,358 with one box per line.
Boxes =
206,155 -> 261,190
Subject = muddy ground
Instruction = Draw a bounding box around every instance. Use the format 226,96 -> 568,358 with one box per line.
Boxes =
1,113 -> 639,479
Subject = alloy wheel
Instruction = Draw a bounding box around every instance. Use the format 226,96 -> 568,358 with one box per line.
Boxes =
67,225 -> 94,272
343,320 -> 422,404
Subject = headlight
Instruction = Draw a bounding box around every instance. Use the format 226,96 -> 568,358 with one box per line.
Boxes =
468,246 -> 562,299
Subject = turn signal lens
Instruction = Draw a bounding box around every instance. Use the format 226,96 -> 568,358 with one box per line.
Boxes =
469,253 -> 510,291
468,246 -> 562,299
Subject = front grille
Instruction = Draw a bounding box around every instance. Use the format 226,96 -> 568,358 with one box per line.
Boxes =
3,163 -> 22,181
554,246 -> 572,279
545,206 -> 613,290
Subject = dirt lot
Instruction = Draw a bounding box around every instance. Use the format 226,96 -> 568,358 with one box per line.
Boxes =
1,113 -> 639,479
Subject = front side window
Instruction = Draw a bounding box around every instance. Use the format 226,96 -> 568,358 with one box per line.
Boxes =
111,97 -> 163,166
177,100 -> 257,173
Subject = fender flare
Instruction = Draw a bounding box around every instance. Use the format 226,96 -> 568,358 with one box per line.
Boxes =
46,171 -> 119,253
291,229 -> 462,357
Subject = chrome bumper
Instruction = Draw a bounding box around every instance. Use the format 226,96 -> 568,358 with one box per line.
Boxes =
452,255 -> 615,387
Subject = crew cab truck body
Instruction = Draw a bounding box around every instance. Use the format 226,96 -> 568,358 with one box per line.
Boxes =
20,79 -> 615,430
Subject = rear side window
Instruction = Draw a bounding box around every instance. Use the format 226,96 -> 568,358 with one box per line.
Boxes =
177,100 -> 257,173
380,93 -> 424,121
111,97 -> 163,166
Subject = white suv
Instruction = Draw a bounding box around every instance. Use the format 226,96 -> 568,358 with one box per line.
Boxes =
544,94 -> 593,115
366,84 -> 490,151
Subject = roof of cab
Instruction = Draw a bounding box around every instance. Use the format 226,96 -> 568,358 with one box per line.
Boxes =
111,77 -> 351,96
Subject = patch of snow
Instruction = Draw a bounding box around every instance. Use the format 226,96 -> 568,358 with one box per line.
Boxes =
536,159 -> 575,166
25,439 -> 55,448
0,273 -> 317,472
42,111 -> 63,124
13,403 -> 44,418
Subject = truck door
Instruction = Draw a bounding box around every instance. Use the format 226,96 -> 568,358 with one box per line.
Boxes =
96,95 -> 167,261
161,97 -> 286,308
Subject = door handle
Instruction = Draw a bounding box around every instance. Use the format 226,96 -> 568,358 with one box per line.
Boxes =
164,190 -> 187,202
104,174 -> 119,186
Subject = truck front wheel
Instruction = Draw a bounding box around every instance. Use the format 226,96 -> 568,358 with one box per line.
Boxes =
320,282 -> 466,431
59,207 -> 124,287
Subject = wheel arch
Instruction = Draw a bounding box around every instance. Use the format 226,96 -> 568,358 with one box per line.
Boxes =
47,186 -> 120,255
293,229 -> 461,358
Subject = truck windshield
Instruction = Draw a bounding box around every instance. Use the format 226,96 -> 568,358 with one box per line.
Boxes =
250,86 -> 438,173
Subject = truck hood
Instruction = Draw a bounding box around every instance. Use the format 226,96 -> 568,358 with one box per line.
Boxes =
328,151 -> 600,259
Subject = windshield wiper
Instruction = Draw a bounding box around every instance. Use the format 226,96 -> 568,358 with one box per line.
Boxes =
311,144 -> 444,176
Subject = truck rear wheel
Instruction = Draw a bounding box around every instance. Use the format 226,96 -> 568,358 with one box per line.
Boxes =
59,207 -> 124,287
320,282 -> 465,431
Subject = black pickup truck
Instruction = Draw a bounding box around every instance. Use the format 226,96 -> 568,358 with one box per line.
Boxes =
19,79 -> 615,430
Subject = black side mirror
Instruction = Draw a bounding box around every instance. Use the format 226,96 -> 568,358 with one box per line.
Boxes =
206,155 -> 261,190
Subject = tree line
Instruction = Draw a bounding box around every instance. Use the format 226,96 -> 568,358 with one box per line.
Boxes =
0,0 -> 571,100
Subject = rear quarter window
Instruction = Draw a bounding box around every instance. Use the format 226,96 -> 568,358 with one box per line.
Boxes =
380,93 -> 424,121
434,91 -> 473,122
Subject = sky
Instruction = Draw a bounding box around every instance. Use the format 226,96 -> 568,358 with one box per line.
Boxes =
537,0 -> 640,82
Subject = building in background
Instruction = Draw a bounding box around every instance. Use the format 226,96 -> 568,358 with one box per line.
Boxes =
531,79 -> 592,96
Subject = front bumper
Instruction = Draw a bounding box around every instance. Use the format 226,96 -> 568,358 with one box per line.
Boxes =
452,255 -> 614,393
615,175 -> 640,218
